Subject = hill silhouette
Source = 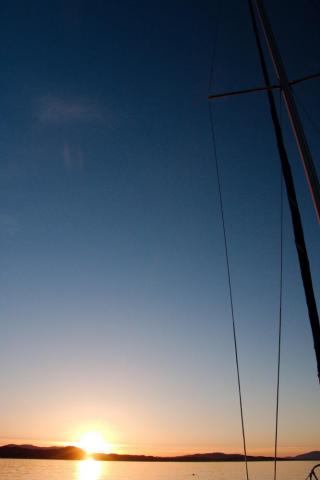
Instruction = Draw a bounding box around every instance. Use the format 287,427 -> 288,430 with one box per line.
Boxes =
0,445 -> 85,460
0,444 -> 319,462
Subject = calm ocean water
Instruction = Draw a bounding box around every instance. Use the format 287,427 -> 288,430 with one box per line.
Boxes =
0,459 -> 316,480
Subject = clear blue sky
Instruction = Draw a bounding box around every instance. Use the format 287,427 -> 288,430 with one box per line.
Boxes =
0,0 -> 319,455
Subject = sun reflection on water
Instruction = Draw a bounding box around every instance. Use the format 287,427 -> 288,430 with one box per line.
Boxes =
78,459 -> 102,480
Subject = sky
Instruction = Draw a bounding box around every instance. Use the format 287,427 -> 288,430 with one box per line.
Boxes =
0,0 -> 320,457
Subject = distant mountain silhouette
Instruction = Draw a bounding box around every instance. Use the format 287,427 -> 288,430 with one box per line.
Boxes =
288,451 -> 320,461
0,444 -> 319,462
0,444 -> 85,460
92,452 -> 275,462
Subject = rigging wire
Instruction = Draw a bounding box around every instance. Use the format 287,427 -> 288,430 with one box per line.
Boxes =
274,91 -> 284,480
208,4 -> 249,480
208,106 -> 249,480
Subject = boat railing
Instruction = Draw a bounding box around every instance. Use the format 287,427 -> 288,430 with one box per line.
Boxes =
306,464 -> 320,480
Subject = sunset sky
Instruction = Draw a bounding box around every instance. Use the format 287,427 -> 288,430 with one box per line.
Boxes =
0,0 -> 320,457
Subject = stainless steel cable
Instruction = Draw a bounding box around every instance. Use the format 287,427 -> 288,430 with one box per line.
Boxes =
274,91 -> 284,480
207,4 -> 249,479
208,105 -> 250,480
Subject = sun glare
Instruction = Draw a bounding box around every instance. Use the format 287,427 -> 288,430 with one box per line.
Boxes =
78,432 -> 112,455
78,459 -> 102,480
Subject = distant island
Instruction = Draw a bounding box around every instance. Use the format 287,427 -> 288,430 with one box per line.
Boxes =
0,445 -> 319,462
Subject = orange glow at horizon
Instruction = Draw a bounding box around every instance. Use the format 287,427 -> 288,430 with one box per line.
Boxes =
77,432 -> 112,454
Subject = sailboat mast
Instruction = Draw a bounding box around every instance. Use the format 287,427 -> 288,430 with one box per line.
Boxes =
253,0 -> 320,223
247,0 -> 320,382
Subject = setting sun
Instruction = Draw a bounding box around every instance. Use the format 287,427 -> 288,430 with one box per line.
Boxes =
78,432 -> 112,455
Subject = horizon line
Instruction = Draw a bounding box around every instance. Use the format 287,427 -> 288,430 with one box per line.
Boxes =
1,443 -> 319,460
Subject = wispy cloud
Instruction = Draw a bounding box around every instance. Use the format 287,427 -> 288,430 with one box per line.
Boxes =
63,141 -> 84,171
33,95 -> 124,171
36,96 -> 102,124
